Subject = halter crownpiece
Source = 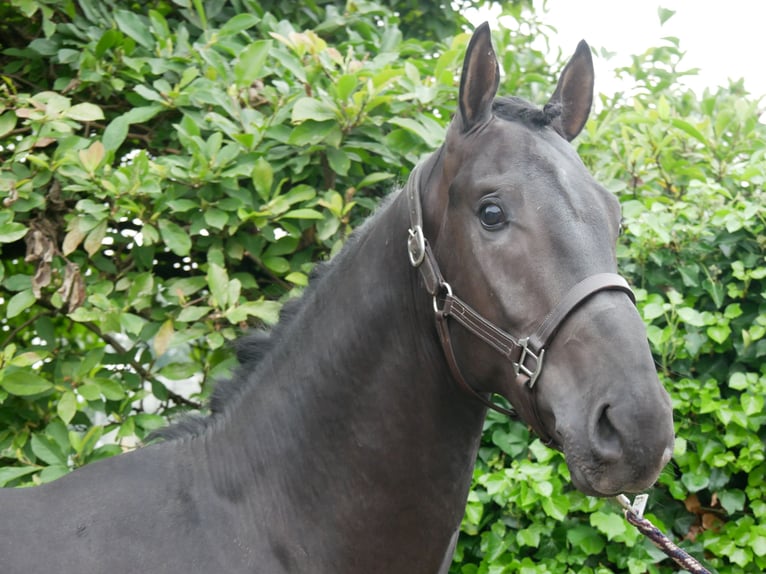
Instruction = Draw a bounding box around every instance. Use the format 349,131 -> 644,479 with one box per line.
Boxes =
405,165 -> 636,444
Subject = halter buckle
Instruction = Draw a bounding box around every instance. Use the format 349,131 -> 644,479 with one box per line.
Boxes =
407,225 -> 425,267
515,337 -> 545,388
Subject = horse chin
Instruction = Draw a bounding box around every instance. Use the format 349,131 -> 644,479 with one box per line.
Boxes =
566,461 -> 622,497
560,438 -> 672,498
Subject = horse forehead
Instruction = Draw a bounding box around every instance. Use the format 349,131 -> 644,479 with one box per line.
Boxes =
459,121 -> 608,206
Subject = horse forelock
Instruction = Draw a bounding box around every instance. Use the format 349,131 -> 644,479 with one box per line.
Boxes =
492,96 -> 561,129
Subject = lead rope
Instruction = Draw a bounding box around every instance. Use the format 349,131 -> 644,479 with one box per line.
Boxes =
615,494 -> 711,574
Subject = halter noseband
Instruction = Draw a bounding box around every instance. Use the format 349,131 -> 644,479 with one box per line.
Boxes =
405,166 -> 636,446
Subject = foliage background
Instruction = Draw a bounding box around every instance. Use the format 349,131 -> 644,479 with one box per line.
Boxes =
0,1 -> 764,572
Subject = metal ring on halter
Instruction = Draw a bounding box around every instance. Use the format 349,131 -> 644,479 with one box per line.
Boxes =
407,225 -> 426,267
432,281 -> 453,313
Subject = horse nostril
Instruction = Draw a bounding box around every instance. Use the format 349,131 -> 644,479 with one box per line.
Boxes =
593,403 -> 622,462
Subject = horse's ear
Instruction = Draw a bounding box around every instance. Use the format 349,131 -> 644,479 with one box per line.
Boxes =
547,40 -> 594,141
458,22 -> 499,132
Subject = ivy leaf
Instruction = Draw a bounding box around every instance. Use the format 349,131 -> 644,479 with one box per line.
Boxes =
707,324 -> 731,345
590,511 -> 627,540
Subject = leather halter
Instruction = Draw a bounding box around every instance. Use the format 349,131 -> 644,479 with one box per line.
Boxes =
405,166 -> 636,445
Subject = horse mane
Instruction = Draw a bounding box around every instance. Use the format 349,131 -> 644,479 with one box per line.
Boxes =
148,265 -> 327,442
149,194 -> 398,442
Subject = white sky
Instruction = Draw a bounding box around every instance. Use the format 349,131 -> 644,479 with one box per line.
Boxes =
468,0 -> 766,100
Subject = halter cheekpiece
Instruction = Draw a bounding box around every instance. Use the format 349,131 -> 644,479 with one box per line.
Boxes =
405,165 -> 636,446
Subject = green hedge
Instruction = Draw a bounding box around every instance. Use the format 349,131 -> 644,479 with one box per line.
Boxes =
1,2 -> 763,572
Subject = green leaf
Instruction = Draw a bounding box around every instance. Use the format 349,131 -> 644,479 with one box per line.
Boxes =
114,10 -> 153,49
670,118 -> 709,147
292,97 -> 338,123
79,140 -> 105,172
566,525 -> 605,554
0,111 -> 17,138
57,391 -> 78,424
153,318 -> 175,356
203,208 -> 228,230
677,306 -> 706,327
234,40 -> 272,87
658,6 -> 676,25
218,13 -> 260,36
590,511 -> 627,540
64,103 -> 104,122
7,289 -> 36,318
727,372 -> 749,390
358,172 -> 394,189
718,489 -> 746,514
102,105 -> 165,151
225,300 -> 281,325
281,208 -> 324,220
94,378 -> 126,401
177,305 -> 212,322
262,256 -> 289,273
158,220 -> 191,256
0,221 -> 27,243
31,434 -> 67,466
38,464 -> 69,483
206,262 -> 229,308
287,120 -> 340,146
681,468 -> 710,492
0,466 -> 38,487
326,147 -> 350,176
388,117 -> 443,147
251,157 -> 273,201
84,219 -> 107,256
491,426 -> 527,457
336,74 -> 358,101
707,323 -> 731,344
95,28 -> 121,57
1,370 -> 53,396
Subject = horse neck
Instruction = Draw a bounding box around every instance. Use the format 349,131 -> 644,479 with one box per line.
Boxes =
197,190 -> 487,565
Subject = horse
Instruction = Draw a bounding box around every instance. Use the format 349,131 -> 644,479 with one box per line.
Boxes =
0,23 -> 674,573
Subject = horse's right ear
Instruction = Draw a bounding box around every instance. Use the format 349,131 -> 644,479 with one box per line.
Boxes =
458,22 -> 499,132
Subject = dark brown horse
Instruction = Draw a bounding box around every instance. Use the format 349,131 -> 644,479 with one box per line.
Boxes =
0,23 -> 674,573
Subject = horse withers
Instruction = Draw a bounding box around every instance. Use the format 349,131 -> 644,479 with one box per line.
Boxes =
0,23 -> 674,573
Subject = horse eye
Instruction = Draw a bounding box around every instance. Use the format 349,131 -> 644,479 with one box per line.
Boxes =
479,202 -> 506,230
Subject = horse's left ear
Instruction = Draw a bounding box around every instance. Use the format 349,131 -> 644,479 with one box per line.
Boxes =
547,40 -> 594,141
458,22 -> 500,132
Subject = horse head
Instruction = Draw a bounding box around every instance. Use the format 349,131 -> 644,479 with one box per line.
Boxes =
411,23 -> 674,496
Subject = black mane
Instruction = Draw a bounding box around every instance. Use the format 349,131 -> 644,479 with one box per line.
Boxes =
148,261 -> 330,441
150,196 -> 397,442
492,96 -> 562,128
